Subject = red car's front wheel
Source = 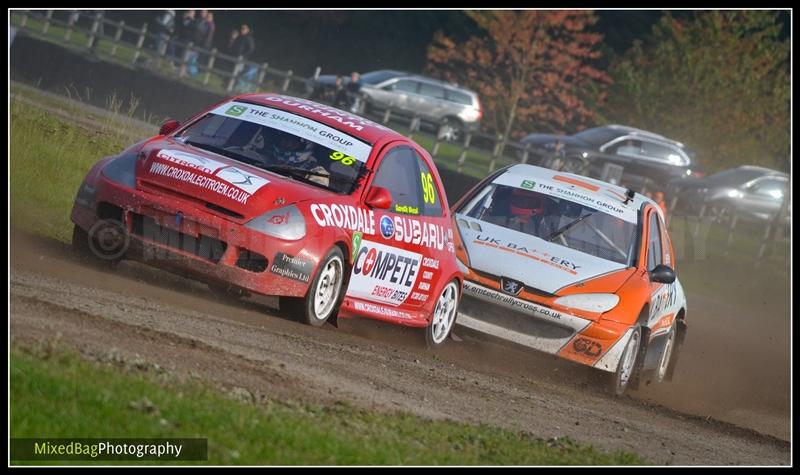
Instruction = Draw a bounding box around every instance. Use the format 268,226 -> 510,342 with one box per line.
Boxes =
282,247 -> 345,327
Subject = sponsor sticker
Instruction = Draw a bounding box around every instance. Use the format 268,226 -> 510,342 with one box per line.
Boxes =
210,102 -> 372,163
389,216 -> 448,251
572,338 -> 603,357
270,253 -> 313,283
353,300 -> 414,320
463,281 -> 563,320
379,215 -> 395,239
156,149 -> 227,174
310,203 -> 376,235
215,167 -> 270,195
473,234 -> 581,274
393,204 -> 420,215
351,231 -> 363,263
347,240 -> 421,306
261,96 -> 390,132
225,104 -> 247,117
492,172 -> 637,224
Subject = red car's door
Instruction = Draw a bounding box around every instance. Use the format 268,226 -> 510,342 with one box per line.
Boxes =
347,143 -> 452,311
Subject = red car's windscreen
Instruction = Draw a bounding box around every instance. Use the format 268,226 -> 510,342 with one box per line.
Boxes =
174,102 -> 372,194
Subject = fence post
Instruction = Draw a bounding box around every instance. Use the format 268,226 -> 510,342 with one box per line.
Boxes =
313,66 -> 321,81
282,70 -> 294,92
692,203 -> 706,239
131,23 -> 148,65
722,209 -> 739,258
431,122 -> 442,157
179,41 -> 193,78
87,11 -> 102,50
228,56 -> 243,92
64,11 -> 78,42
520,143 -> 531,164
408,115 -> 421,141
755,186 -> 790,267
457,133 -> 473,173
667,195 -> 680,228
257,62 -> 269,88
41,10 -> 53,34
203,48 -> 217,85
488,134 -> 504,173
110,20 -> 124,57
382,108 -> 392,124
18,10 -> 29,29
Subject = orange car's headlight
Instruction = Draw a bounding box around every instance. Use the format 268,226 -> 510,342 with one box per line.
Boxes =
554,293 -> 620,313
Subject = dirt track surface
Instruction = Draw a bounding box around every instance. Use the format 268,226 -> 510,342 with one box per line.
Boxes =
10,232 -> 790,465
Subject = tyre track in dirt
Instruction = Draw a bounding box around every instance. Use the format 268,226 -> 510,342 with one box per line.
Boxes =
9,232 -> 789,465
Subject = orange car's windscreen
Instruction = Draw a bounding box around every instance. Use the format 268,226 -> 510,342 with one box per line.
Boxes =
458,183 -> 637,265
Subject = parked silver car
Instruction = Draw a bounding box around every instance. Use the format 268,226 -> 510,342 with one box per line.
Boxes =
311,70 -> 482,142
361,73 -> 482,141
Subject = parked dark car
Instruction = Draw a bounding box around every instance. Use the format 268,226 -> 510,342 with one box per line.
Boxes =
520,125 -> 704,194
670,165 -> 790,224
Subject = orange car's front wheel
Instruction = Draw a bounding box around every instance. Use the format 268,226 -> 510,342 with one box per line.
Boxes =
609,326 -> 642,396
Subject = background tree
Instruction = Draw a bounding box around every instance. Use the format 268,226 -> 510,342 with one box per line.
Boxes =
425,10 -> 611,140
601,11 -> 790,173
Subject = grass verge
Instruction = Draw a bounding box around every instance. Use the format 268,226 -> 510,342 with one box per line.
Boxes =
10,344 -> 644,465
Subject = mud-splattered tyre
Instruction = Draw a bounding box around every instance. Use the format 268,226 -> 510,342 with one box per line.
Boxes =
282,247 -> 345,327
655,322 -> 677,384
662,321 -> 686,382
609,326 -> 641,396
425,280 -> 459,349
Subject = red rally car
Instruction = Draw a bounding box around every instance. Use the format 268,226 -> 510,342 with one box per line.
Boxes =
71,94 -> 462,346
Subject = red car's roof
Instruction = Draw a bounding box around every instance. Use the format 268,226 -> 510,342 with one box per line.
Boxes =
231,93 -> 406,145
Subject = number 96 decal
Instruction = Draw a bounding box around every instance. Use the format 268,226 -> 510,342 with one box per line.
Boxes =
330,151 -> 356,166
421,172 -> 436,204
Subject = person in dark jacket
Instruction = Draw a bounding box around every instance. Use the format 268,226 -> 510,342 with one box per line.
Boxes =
167,10 -> 195,63
232,24 -> 257,92
345,71 -> 362,112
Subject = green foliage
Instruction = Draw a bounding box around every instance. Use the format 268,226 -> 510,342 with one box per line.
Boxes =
602,11 -> 790,173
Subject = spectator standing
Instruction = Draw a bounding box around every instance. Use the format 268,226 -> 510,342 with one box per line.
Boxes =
184,10 -> 210,76
167,10 -> 196,64
203,12 -> 216,50
333,75 -> 348,108
231,24 -> 255,60
345,71 -> 362,112
232,24 -> 257,92
153,10 -> 176,57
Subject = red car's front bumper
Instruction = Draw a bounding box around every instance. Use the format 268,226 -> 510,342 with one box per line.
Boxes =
71,173 -> 315,299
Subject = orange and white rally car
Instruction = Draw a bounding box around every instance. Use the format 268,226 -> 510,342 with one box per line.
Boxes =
452,164 -> 687,395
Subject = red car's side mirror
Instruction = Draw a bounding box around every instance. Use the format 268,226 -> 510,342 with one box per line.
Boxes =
159,119 -> 181,136
365,187 -> 393,210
